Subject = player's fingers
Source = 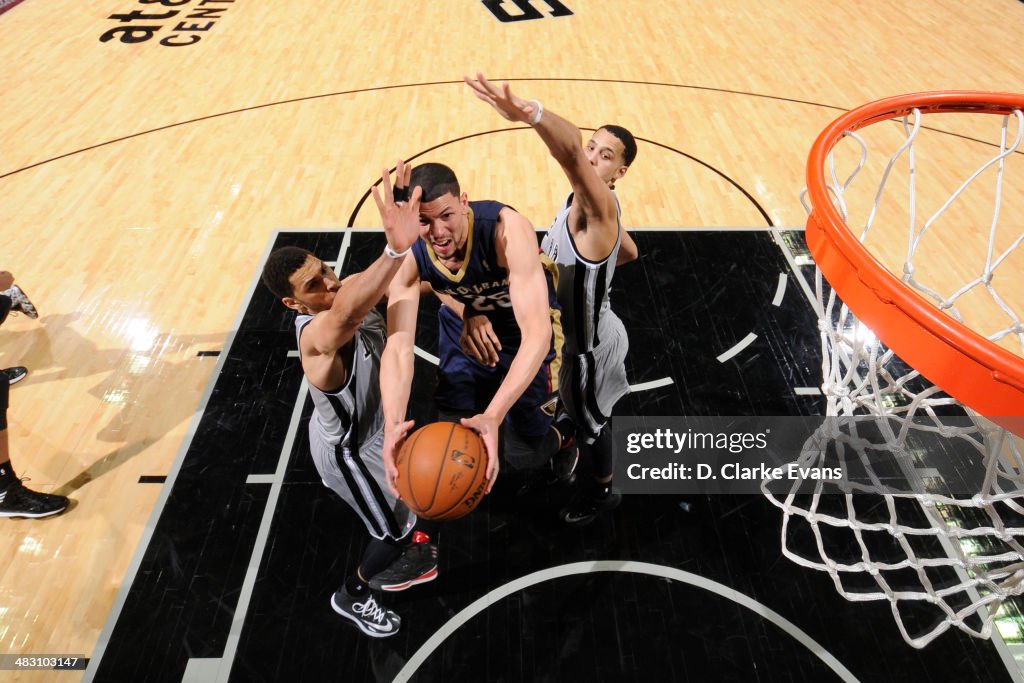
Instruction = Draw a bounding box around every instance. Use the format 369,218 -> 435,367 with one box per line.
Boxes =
480,73 -> 502,97
385,464 -> 400,498
484,446 -> 499,494
463,74 -> 486,95
407,185 -> 422,212
394,159 -> 405,189
461,333 -> 485,364
485,326 -> 502,353
477,333 -> 498,367
401,161 -> 412,189
371,184 -> 385,213
380,167 -> 394,204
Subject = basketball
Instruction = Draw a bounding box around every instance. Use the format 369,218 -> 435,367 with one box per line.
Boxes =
394,422 -> 489,520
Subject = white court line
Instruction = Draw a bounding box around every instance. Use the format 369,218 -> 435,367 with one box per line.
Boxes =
716,332 -> 758,363
770,227 -> 817,311
82,230 -> 288,683
629,377 -> 674,393
215,377 -> 310,683
413,346 -> 440,365
214,228 -> 353,682
393,561 -> 859,683
772,273 -> 788,307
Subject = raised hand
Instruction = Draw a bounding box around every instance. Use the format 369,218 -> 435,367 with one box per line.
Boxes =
464,72 -> 539,125
371,160 -> 423,255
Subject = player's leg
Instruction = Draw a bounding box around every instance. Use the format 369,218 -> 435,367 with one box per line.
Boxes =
368,516 -> 440,592
310,426 -> 433,636
559,317 -> 630,524
560,424 -> 622,525
503,357 -> 564,472
0,294 -> 11,326
0,381 -> 69,519
331,538 -> 404,637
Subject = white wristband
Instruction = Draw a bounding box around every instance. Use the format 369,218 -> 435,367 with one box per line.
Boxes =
529,100 -> 544,126
385,244 -> 411,259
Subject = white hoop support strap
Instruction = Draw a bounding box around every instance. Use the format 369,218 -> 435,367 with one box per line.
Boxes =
805,91 -> 1024,437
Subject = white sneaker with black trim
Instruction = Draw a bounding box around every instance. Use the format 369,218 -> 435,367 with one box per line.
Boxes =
3,285 -> 38,319
330,590 -> 400,638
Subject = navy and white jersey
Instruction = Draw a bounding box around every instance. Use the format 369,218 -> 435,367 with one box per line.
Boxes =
540,192 -> 623,355
413,200 -> 559,349
295,309 -> 386,450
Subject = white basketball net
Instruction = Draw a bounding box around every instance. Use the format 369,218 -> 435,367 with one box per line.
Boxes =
764,105 -> 1024,648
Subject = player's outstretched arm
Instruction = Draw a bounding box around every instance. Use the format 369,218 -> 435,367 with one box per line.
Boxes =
465,72 -> 619,257
380,256 -> 420,497
464,208 -> 551,491
303,165 -> 423,356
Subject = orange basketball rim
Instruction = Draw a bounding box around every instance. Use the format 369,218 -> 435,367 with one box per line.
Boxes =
805,91 -> 1024,436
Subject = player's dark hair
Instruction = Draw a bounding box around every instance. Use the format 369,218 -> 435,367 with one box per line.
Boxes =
409,163 -> 461,203
262,246 -> 313,300
600,124 -> 637,166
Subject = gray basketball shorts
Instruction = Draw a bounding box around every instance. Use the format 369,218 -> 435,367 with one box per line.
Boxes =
560,314 -> 630,444
308,423 -> 415,542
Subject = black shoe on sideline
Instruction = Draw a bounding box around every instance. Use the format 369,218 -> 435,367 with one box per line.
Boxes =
0,479 -> 69,519
3,367 -> 28,385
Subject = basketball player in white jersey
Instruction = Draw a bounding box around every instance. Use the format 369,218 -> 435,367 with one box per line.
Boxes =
261,165 -> 438,638
465,73 -> 638,525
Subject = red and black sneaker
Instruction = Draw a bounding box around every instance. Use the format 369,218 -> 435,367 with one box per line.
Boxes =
368,541 -> 438,592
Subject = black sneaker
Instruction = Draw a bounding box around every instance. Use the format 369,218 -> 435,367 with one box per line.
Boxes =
552,441 -> 578,485
560,484 -> 621,526
368,542 -> 438,592
4,285 -> 38,319
4,367 -> 27,385
330,590 -> 401,638
552,407 -> 578,484
0,479 -> 69,519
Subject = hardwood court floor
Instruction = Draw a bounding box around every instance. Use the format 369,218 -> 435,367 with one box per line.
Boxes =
0,1 -> 1022,681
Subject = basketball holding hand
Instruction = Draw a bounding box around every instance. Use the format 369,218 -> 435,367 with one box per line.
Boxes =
393,422 -> 489,520
384,419 -> 499,503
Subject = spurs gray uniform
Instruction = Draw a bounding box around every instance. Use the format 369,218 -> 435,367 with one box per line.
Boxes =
540,192 -> 630,443
296,309 -> 415,541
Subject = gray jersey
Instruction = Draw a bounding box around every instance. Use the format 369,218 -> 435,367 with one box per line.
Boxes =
297,309 -> 386,448
296,308 -> 412,541
540,192 -> 622,355
540,193 -> 631,442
